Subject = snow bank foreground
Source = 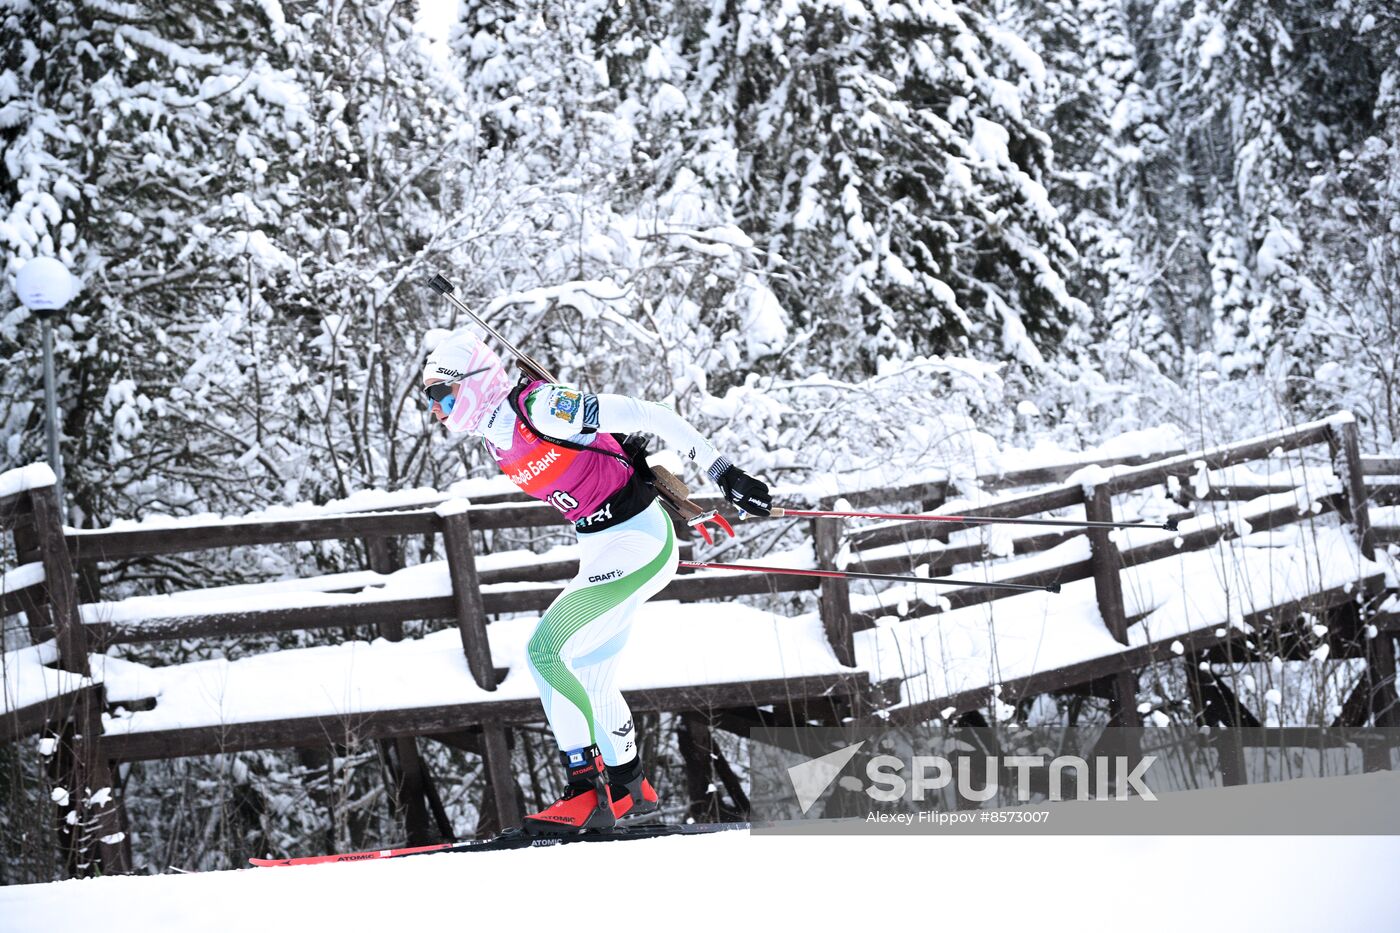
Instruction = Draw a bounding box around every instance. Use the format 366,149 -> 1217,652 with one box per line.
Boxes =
1,832 -> 1395,932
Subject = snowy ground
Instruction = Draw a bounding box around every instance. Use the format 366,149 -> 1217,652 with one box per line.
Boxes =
4,771 -> 1398,931
0,833 -> 1395,932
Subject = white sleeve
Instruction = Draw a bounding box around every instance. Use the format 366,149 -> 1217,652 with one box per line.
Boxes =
594,394 -> 733,481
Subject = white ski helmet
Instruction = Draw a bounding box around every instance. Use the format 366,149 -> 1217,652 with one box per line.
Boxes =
422,329 -> 512,433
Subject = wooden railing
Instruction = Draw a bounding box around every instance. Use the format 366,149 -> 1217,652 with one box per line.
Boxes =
3,417 -> 1397,874
864,416 -> 1398,735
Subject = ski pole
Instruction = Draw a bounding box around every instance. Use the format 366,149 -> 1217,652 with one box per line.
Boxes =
678,560 -> 1061,593
758,507 -> 1177,533
427,274 -> 557,383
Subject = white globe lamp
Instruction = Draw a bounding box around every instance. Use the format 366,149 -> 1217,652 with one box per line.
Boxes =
16,256 -> 77,518
16,255 -> 76,314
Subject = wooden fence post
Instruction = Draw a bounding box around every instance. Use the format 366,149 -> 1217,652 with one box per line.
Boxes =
363,536 -> 442,844
1328,419 -> 1399,748
1328,418 -> 1377,560
441,509 -> 497,687
677,713 -> 746,822
1083,485 -> 1139,730
30,483 -> 130,874
1185,656 -> 1252,786
812,517 -> 855,668
31,484 -> 89,678
441,504 -> 520,832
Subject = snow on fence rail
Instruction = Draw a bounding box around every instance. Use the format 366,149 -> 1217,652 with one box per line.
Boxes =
2,414 -> 1397,876
845,418 -> 1394,623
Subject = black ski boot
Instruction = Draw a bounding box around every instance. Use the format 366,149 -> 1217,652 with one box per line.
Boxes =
607,757 -> 660,820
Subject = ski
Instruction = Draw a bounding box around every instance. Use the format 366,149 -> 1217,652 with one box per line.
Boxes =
248,820 -> 749,867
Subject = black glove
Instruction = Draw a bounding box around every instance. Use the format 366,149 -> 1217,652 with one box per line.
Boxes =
715,462 -> 772,516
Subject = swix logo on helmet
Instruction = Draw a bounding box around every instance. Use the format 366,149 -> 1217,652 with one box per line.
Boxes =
431,365 -> 492,382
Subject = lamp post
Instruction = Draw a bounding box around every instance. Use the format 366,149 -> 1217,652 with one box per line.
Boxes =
16,256 -> 76,519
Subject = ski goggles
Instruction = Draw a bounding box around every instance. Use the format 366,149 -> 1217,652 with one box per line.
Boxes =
424,382 -> 457,416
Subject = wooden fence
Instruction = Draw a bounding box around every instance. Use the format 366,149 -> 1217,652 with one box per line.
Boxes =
2,415 -> 1397,875
850,417 -> 1398,737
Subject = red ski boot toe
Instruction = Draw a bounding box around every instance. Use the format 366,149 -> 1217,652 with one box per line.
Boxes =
523,786 -> 616,835
524,744 -> 617,836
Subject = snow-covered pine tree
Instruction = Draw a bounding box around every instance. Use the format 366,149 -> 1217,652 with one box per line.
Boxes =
1003,0 -> 1175,371
632,0 -> 1090,374
1141,0 -> 1393,383
2,0 -> 308,529
1284,2 -> 1400,445
449,0 -> 790,443
457,0 -> 1092,384
1,1 -> 477,532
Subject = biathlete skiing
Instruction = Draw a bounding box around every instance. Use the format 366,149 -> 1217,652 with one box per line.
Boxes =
422,328 -> 772,834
